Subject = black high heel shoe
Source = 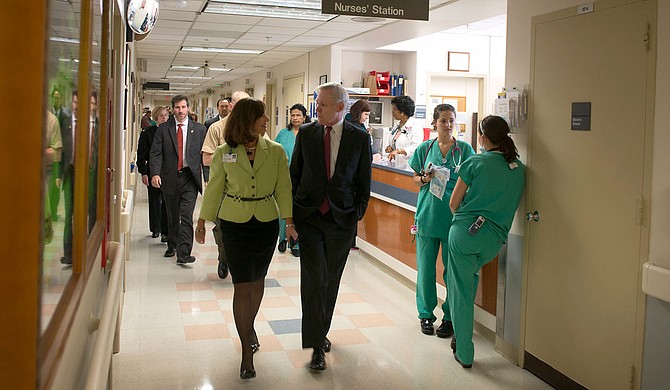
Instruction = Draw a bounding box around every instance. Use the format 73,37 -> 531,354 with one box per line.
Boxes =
240,369 -> 256,379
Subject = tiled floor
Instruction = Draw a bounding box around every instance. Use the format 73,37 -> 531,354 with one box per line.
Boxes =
112,189 -> 551,390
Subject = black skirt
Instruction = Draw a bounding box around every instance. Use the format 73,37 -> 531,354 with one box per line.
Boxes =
219,217 -> 279,284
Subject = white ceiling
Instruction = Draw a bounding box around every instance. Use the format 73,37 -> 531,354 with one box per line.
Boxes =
136,0 -> 507,93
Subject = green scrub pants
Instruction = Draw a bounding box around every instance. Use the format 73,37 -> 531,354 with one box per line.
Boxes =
415,234 -> 451,322
447,220 -> 504,365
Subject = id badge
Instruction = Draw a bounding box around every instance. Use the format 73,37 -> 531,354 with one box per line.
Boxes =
222,153 -> 237,163
429,167 -> 450,201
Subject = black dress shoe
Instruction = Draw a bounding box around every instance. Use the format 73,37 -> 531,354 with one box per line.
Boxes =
164,248 -> 176,257
177,255 -> 196,264
436,319 -> 454,338
60,256 -> 72,265
420,318 -> 434,335
309,347 -> 326,370
451,337 -> 457,353
151,232 -> 160,238
323,337 -> 331,353
160,234 -> 168,243
291,247 -> 300,257
240,369 -> 256,379
454,353 -> 472,369
278,239 -> 287,253
217,262 -> 229,279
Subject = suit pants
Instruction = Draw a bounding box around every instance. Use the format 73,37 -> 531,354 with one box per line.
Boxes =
62,168 -> 74,259
146,184 -> 167,235
297,210 -> 356,349
163,170 -> 198,258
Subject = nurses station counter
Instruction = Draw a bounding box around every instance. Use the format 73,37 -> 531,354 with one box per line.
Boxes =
358,162 -> 498,316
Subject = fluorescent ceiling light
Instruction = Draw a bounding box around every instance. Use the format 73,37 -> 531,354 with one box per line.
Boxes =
204,2 -> 334,22
181,46 -> 264,55
171,65 -> 200,70
210,0 -> 321,10
171,65 -> 231,71
50,37 -> 98,45
165,75 -> 213,80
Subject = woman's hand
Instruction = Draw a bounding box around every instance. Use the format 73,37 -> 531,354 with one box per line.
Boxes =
195,218 -> 207,244
385,145 -> 393,154
285,219 -> 299,242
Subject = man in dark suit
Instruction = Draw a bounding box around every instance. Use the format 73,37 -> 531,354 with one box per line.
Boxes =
204,97 -> 231,130
290,82 -> 372,370
150,95 -> 206,264
60,91 -> 77,265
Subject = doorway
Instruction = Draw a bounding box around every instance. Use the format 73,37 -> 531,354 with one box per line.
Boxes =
523,1 -> 651,388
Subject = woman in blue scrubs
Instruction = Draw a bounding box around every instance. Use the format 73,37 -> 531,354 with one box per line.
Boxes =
447,115 -> 525,368
274,103 -> 308,256
409,104 -> 474,337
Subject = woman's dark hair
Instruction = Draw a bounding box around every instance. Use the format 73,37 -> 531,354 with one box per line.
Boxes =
224,98 -> 266,147
349,99 -> 371,123
479,115 -> 519,163
286,103 -> 308,128
390,95 -> 415,117
432,104 -> 456,129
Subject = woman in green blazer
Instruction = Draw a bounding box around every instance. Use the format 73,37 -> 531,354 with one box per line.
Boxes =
195,98 -> 297,379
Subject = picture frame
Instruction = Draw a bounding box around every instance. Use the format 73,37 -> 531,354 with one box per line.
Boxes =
447,51 -> 470,72
319,74 -> 328,84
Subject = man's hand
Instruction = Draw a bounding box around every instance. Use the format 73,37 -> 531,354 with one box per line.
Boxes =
142,175 -> 149,186
151,175 -> 161,188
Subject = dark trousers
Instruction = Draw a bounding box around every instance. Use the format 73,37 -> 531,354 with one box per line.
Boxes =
147,184 -> 167,234
212,220 -> 228,266
163,171 -> 198,258
298,210 -> 356,348
62,168 -> 74,258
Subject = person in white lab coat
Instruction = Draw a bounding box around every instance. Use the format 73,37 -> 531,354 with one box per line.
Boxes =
385,95 -> 424,160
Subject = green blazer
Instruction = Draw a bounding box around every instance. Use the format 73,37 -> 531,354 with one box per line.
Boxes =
199,136 -> 292,223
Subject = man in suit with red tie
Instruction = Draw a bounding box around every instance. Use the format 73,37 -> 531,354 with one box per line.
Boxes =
150,95 -> 206,264
290,82 -> 372,370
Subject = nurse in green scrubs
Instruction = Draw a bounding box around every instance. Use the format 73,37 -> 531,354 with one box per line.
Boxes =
447,115 -> 525,368
409,104 -> 475,337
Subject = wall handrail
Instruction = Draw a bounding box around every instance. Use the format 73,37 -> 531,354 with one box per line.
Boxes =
642,262 -> 670,304
84,241 -> 124,390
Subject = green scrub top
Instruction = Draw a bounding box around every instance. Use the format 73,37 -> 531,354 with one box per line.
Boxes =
453,151 -> 525,242
274,128 -> 297,164
409,139 -> 475,238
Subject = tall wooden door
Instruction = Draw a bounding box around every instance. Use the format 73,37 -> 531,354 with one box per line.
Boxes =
283,74 -> 304,126
524,1 -> 650,388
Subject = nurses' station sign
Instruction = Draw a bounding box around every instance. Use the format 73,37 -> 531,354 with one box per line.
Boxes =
322,0 -> 429,21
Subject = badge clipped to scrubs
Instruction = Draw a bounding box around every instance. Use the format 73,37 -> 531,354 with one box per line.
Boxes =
429,166 -> 450,200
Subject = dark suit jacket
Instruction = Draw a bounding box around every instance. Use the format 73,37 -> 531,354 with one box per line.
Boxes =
204,115 -> 221,130
137,124 -> 157,177
290,120 -> 372,227
149,118 -> 206,195
60,112 -> 75,178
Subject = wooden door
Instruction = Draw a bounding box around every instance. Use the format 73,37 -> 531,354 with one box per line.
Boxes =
524,1 -> 650,388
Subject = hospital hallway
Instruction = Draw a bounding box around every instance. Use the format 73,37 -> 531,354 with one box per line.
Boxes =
111,189 -> 551,390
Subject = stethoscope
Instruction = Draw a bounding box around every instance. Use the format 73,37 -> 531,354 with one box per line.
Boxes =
442,137 -> 463,173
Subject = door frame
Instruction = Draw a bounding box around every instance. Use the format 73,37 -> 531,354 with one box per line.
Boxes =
519,1 -> 656,387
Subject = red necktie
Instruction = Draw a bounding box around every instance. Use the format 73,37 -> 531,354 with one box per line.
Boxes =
177,123 -> 184,171
319,126 -> 332,214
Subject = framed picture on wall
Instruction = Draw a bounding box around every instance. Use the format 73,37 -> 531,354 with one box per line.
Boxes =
448,51 -> 470,72
319,74 -> 327,84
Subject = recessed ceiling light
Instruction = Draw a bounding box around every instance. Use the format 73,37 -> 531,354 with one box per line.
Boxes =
181,46 -> 264,55
204,1 -> 335,22
351,17 -> 386,23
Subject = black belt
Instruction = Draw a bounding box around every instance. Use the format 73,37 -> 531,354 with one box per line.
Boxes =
226,193 -> 274,202
178,168 -> 189,173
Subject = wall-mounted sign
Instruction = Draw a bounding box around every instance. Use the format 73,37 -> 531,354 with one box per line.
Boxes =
322,0 -> 429,21
571,102 -> 591,131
